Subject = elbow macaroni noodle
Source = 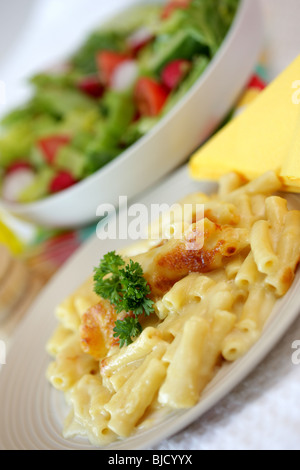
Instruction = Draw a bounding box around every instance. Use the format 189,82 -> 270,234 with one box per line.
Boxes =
46,171 -> 300,445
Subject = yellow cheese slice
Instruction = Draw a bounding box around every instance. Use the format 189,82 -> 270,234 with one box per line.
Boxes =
189,55 -> 300,192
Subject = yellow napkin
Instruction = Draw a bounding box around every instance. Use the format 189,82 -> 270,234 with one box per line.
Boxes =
0,209 -> 36,256
0,220 -> 24,255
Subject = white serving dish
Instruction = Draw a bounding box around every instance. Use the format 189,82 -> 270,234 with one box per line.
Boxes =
0,0 -> 263,228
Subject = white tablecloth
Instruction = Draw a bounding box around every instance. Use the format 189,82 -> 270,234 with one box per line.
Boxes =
153,316 -> 300,450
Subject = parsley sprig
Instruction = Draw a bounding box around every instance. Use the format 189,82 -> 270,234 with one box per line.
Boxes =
113,318 -> 143,348
94,251 -> 154,347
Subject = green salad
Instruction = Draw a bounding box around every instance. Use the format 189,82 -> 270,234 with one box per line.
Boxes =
0,0 -> 240,203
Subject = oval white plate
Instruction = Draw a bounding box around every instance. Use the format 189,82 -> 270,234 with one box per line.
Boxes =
0,165 -> 299,450
0,0 -> 263,228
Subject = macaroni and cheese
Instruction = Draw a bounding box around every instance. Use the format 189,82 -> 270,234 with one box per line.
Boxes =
46,171 -> 300,446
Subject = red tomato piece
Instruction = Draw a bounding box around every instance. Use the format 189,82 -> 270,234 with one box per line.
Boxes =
6,160 -> 33,174
38,136 -> 71,165
134,78 -> 169,117
96,51 -> 132,86
161,59 -> 191,91
78,76 -> 104,98
49,171 -> 77,194
247,75 -> 266,91
161,0 -> 191,20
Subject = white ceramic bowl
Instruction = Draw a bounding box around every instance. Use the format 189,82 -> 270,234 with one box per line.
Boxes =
0,0 -> 263,228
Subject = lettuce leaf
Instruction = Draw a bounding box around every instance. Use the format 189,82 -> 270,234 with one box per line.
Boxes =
71,31 -> 127,74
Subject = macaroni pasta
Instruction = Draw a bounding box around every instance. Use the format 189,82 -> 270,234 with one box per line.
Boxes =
46,171 -> 300,446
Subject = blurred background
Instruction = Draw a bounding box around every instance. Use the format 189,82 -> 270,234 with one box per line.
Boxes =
259,0 -> 300,79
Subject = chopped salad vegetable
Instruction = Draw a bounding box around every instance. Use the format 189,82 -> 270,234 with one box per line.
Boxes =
0,0 -> 240,203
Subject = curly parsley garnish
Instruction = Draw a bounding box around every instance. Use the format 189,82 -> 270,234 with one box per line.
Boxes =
93,251 -> 154,347
113,317 -> 143,348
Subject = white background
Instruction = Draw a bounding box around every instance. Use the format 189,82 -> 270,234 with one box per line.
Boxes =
258,0 -> 300,79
